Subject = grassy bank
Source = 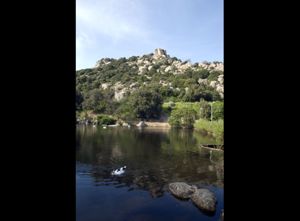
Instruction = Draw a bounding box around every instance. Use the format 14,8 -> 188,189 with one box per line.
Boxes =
194,119 -> 223,142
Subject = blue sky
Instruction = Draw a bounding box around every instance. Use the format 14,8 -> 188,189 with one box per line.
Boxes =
76,0 -> 223,70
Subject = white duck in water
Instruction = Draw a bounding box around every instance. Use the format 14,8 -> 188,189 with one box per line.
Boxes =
111,166 -> 126,175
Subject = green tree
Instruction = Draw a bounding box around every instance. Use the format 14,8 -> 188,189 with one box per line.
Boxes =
168,107 -> 197,128
212,101 -> 224,120
207,71 -> 222,81
76,90 -> 83,110
115,98 -> 136,121
129,88 -> 163,119
82,89 -> 106,113
97,114 -> 117,125
199,99 -> 211,119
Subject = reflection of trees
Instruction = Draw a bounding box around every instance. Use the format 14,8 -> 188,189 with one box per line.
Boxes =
193,130 -> 220,145
76,126 -> 224,197
214,160 -> 224,187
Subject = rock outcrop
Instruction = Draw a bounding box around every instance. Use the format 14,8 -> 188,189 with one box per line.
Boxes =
153,48 -> 168,59
86,49 -> 224,101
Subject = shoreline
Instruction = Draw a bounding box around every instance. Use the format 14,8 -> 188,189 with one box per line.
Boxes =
143,121 -> 171,128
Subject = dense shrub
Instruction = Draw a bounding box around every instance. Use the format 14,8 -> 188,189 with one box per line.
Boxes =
194,119 -> 223,143
97,115 -> 117,125
212,101 -> 224,120
129,88 -> 163,119
168,106 -> 197,128
76,55 -> 223,121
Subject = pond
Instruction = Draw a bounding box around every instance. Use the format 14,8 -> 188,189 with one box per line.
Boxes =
76,126 -> 224,221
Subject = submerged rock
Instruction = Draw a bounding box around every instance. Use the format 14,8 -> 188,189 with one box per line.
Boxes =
191,188 -> 217,212
168,182 -> 196,199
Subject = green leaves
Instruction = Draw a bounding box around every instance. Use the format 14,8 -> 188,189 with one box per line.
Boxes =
211,101 -> 224,120
168,106 -> 197,128
76,54 -> 223,121
129,88 -> 163,120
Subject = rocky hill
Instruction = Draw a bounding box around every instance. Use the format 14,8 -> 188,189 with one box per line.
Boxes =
76,48 -> 223,105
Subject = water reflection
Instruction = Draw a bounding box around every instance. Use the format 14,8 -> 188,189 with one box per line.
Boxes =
76,126 -> 223,197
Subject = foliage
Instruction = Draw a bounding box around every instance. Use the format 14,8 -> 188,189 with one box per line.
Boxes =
194,119 -> 224,143
168,106 -> 197,128
76,90 -> 83,110
115,98 -> 136,121
82,89 -> 106,113
97,114 -> 117,125
212,101 -> 224,120
207,71 -> 223,81
199,99 -> 211,120
129,88 -> 163,119
76,54 -> 223,121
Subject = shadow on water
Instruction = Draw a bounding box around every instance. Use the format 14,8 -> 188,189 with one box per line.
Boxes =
76,126 -> 223,220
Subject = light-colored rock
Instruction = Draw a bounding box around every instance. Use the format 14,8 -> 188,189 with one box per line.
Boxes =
153,48 -> 168,59
179,62 -> 192,71
218,74 -> 224,84
161,65 -> 167,70
191,188 -> 217,212
114,88 -> 127,101
113,82 -> 127,101
165,66 -> 173,72
137,58 -> 143,65
198,78 -> 208,85
168,182 -> 196,199
210,81 -> 217,88
101,83 -> 110,89
159,80 -> 168,87
138,66 -> 147,72
130,83 -> 137,88
215,63 -> 224,71
136,121 -> 147,127
216,85 -> 223,93
122,122 -> 129,127
94,58 -> 112,68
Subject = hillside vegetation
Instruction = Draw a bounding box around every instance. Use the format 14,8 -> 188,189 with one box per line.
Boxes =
76,48 -> 223,123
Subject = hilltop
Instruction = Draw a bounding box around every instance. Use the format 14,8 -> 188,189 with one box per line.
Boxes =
77,48 -> 223,101
76,49 -> 223,123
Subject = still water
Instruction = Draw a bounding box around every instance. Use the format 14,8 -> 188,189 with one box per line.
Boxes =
76,126 -> 224,221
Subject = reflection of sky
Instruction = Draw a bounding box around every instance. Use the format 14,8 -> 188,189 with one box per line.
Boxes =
76,126 -> 223,220
77,171 -> 224,221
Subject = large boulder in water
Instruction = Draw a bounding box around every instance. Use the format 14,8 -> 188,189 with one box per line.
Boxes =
191,188 -> 217,212
168,182 -> 196,199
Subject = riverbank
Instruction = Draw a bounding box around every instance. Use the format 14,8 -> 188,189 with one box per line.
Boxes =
143,121 -> 171,128
194,119 -> 223,142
